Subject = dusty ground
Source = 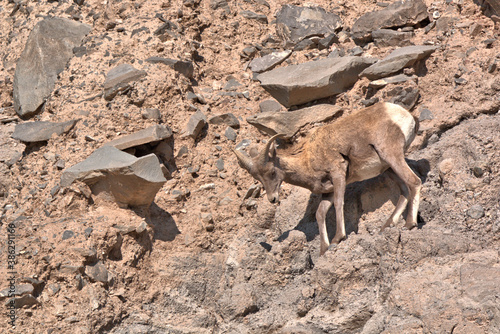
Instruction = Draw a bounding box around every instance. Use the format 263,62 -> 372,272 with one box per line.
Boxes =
0,0 -> 499,333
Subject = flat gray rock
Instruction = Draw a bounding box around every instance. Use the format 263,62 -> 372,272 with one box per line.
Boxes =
257,56 -> 377,107
240,10 -> 268,24
351,0 -> 428,44
372,29 -> 414,47
103,64 -> 147,101
246,104 -> 342,139
208,113 -> 240,128
12,119 -> 79,143
360,45 -> 438,80
103,125 -> 173,150
259,100 -> 282,113
13,18 -> 91,118
369,74 -> 418,89
183,110 -> 207,139
61,146 -> 166,207
248,50 -> 292,73
276,5 -> 342,48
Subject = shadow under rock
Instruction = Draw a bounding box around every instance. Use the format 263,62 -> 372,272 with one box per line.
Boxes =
133,202 -> 180,242
279,158 -> 431,243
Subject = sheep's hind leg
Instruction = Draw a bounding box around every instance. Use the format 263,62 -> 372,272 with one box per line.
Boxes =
381,168 -> 409,231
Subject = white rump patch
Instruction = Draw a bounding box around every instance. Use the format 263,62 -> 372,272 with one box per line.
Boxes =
385,103 -> 416,146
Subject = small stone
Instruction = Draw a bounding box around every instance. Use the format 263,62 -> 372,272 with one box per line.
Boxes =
219,197 -> 233,205
419,108 -> 434,121
188,165 -> 200,175
242,46 -> 257,58
177,145 -> 189,158
215,157 -> 224,171
62,230 -> 75,240
240,10 -> 268,24
467,204 -> 485,219
187,91 -> 198,102
472,166 -> 484,178
349,46 -> 364,56
85,261 -> 108,284
141,108 -> 161,120
225,127 -> 237,142
205,223 -> 215,232
184,110 -> 207,139
55,159 -> 66,170
454,77 -> 467,85
84,227 -> 93,238
12,120 -> 79,143
200,183 -> 216,190
224,78 -> 243,91
208,113 -> 240,128
201,213 -> 214,223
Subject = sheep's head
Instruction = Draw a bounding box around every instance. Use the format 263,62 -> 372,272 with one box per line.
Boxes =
233,134 -> 286,204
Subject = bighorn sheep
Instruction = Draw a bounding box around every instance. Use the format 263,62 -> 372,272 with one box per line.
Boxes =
234,102 -> 422,255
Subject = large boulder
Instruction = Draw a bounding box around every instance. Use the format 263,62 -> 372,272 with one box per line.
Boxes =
360,45 -> 438,80
246,104 -> 342,139
351,0 -> 428,44
276,5 -> 342,49
104,124 -> 176,176
257,56 -> 377,107
11,120 -> 79,143
61,146 -> 166,207
13,18 -> 91,118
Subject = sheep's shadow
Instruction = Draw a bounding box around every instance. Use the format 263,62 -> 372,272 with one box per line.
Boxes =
278,158 -> 430,243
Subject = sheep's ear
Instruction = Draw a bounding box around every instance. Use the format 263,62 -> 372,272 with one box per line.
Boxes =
269,141 -> 277,159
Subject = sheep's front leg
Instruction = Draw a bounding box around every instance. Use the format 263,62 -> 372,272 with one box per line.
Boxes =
331,175 -> 346,245
316,193 -> 334,256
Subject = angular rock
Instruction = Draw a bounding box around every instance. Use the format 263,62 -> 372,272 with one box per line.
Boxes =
259,100 -> 282,113
0,284 -> 34,299
368,73 -> 418,89
184,110 -> 207,139
103,64 -> 147,101
11,120 -> 78,143
61,146 -> 166,207
141,108 -> 161,120
223,79 -> 243,91
103,125 -> 173,150
389,86 -> 420,110
208,113 -> 240,128
240,10 -> 268,24
246,104 -> 342,139
351,0 -> 428,44
467,204 -> 485,219
360,45 -> 438,80
1,124 -> 24,167
372,29 -> 414,47
224,127 -> 237,142
145,57 -> 194,78
276,5 -> 342,48
248,50 -> 292,73
86,261 -> 108,284
257,56 -> 377,107
13,18 -> 91,118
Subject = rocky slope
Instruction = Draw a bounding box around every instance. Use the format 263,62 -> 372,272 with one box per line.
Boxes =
0,0 -> 499,333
